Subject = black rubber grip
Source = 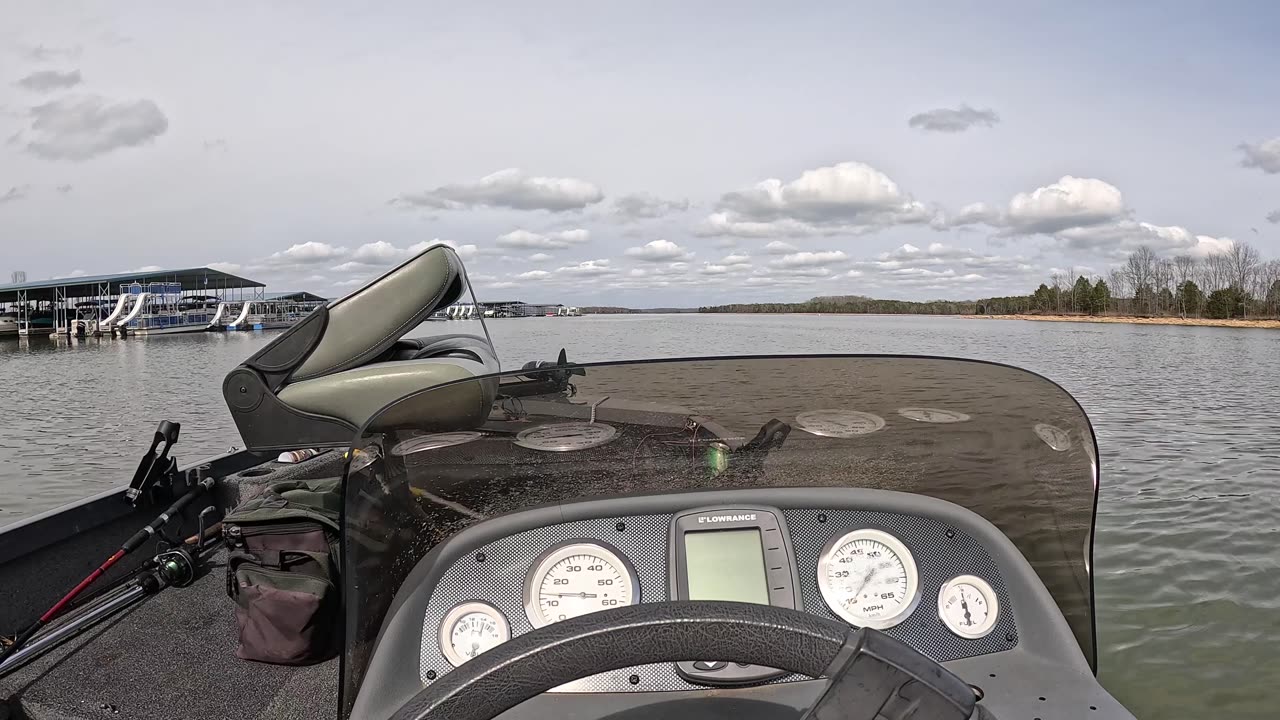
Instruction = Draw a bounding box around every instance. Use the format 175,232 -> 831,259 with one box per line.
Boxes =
390,601 -> 850,720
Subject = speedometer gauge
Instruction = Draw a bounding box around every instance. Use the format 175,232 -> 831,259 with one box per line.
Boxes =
817,528 -> 920,629
524,541 -> 638,628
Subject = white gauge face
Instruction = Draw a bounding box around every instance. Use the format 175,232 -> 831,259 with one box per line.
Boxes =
938,575 -> 999,639
817,529 -> 920,629
439,602 -> 510,667
525,542 -> 638,628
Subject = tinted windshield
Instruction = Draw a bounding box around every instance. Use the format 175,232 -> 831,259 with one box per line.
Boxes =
340,355 -> 1098,713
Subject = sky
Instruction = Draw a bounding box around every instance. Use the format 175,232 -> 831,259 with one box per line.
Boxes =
1,1 -> 1277,306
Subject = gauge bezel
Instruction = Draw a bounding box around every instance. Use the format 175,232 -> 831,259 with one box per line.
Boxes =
523,540 -> 639,629
817,528 -> 921,629
937,574 -> 999,639
438,601 -> 510,667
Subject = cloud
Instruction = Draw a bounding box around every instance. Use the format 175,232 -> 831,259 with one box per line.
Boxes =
949,176 -> 1127,235
126,265 -> 164,273
410,239 -> 478,260
624,239 -> 692,262
53,269 -> 88,279
555,259 -> 614,277
349,240 -> 402,264
769,250 -> 849,268
612,193 -> 690,219
333,278 -> 366,288
720,253 -> 751,264
908,104 -> 1000,133
22,95 -> 168,161
1238,137 -> 1280,174
1055,221 -> 1233,258
0,186 -> 31,206
847,243 -> 1042,291
16,70 -> 83,92
763,240 -> 799,254
266,241 -> 349,266
393,168 -> 604,211
529,252 -> 552,262
1267,210 -> 1280,225
24,44 -> 82,61
207,262 -> 242,273
698,161 -> 935,238
485,281 -> 518,289
517,269 -> 552,280
495,228 -> 590,250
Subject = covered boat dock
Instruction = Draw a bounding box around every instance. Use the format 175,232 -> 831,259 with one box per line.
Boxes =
0,267 -> 267,337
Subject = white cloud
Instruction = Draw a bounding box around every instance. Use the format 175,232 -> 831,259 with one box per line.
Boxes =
529,252 -> 552,262
697,161 -> 935,238
763,240 -> 799,254
22,94 -> 168,161
125,265 -> 164,273
1055,221 -> 1234,258
1004,176 -> 1126,234
769,250 -> 849,268
393,168 -> 604,211
496,228 -> 591,250
405,239 -> 479,260
52,269 -> 88,279
720,253 -> 751,264
1238,137 -> 1280,174
517,269 -> 552,280
555,259 -> 614,277
486,281 -> 518,289
267,241 -> 348,266
624,239 -> 692,262
332,278 -> 366,288
907,104 -> 1000,133
612,193 -> 690,219
207,262 -> 242,273
349,240 -> 403,264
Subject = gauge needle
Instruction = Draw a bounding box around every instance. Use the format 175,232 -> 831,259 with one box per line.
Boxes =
960,591 -> 973,625
851,566 -> 878,598
548,592 -> 598,598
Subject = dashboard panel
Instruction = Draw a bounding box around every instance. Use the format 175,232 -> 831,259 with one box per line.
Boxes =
413,495 -> 1019,692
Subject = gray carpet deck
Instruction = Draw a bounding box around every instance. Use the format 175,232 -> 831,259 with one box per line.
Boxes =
1,549 -> 339,720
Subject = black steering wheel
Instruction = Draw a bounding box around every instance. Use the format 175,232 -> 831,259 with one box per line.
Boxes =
389,601 -> 964,720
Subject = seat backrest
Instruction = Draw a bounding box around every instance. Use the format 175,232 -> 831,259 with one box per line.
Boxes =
289,244 -> 466,382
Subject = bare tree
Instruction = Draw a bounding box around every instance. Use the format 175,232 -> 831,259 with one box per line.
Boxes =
1107,268 -> 1128,315
1226,240 -> 1261,291
1126,246 -> 1157,314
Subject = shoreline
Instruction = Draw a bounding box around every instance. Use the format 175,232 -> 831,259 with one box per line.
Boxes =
963,314 -> 1280,330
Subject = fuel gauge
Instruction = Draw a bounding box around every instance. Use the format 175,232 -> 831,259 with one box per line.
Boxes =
938,575 -> 998,639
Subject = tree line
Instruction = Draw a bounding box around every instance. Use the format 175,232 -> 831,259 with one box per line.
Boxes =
975,242 -> 1280,319
698,242 -> 1280,320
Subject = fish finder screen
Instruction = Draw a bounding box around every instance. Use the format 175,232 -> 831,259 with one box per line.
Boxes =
684,529 -> 769,605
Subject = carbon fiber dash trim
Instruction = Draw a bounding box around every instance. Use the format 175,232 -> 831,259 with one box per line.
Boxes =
417,509 -> 1017,692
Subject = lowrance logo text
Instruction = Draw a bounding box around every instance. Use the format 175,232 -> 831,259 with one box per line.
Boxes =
697,513 -> 757,524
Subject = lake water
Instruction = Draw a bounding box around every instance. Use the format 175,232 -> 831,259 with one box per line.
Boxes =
2,314 -> 1279,718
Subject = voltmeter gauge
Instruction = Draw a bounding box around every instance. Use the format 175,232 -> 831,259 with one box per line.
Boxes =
938,575 -> 999,639
439,601 -> 510,666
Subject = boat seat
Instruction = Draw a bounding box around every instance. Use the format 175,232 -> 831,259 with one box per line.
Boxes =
223,244 -> 499,452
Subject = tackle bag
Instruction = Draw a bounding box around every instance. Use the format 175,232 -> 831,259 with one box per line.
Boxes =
224,478 -> 342,665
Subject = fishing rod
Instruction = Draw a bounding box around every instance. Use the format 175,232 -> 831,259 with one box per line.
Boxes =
0,476 -> 216,671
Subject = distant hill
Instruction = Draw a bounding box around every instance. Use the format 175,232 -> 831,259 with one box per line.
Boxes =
580,306 -> 699,314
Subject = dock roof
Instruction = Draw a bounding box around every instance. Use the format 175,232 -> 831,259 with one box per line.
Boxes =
0,267 -> 264,304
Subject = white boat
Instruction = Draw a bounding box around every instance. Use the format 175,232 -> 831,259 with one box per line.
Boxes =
0,313 -> 18,337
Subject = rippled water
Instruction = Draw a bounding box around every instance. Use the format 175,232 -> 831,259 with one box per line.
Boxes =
2,314 -> 1278,718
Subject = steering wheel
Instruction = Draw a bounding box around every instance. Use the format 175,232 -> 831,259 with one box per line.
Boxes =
389,601 -> 968,720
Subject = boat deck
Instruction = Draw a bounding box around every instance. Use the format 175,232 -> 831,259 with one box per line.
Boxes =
0,545 -> 338,720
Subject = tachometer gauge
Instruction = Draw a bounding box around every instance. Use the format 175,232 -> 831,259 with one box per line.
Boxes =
938,575 -> 999,639
439,601 -> 510,666
524,541 -> 638,628
817,528 -> 920,629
